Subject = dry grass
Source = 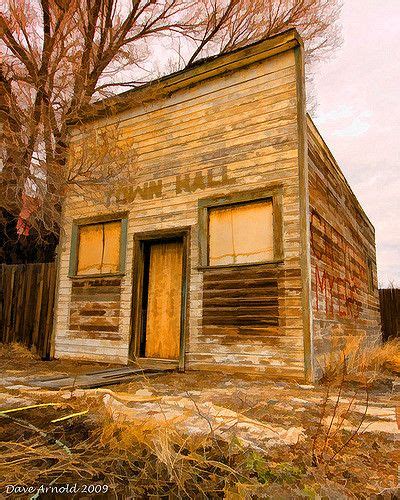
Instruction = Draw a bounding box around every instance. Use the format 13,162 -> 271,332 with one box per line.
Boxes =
0,393 -> 257,497
0,384 -> 397,498
0,346 -> 397,497
318,336 -> 400,383
0,342 -> 38,360
0,341 -> 115,379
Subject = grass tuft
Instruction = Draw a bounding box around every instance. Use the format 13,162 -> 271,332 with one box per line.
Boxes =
318,337 -> 400,383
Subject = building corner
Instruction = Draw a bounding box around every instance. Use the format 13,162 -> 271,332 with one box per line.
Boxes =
294,44 -> 314,382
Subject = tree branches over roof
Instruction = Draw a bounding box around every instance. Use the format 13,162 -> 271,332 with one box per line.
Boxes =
0,0 -> 342,244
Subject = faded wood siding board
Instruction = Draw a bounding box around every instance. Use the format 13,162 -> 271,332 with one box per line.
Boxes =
307,118 -> 381,376
71,50 -> 296,135
202,264 -> 280,334
116,79 -> 297,139
68,277 -> 122,339
54,43 -> 306,378
118,94 -> 297,152
120,114 -> 298,167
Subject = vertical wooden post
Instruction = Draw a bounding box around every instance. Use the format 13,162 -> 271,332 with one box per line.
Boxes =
49,244 -> 61,360
31,264 -> 45,351
295,43 -> 314,382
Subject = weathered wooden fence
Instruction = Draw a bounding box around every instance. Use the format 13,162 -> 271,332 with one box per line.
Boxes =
0,263 -> 57,358
379,288 -> 399,341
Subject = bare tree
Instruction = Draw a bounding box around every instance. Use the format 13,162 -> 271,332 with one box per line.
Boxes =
0,0 -> 342,248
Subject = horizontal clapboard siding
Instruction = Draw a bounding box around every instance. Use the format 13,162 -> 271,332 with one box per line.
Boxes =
69,278 -> 122,341
203,266 -> 279,331
307,117 -> 381,372
54,33 -> 307,378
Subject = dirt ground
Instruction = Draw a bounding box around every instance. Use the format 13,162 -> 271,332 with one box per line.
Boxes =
0,345 -> 398,499
0,344 -> 118,380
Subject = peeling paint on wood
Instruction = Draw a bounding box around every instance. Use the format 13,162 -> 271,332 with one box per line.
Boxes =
52,32 -> 379,382
307,117 -> 380,374
68,278 -> 122,340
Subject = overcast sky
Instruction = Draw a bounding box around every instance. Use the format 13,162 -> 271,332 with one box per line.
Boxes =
311,0 -> 400,287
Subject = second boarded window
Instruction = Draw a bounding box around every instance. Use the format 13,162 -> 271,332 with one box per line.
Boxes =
208,200 -> 274,266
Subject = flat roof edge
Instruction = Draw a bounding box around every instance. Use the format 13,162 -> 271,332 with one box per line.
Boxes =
69,28 -> 301,126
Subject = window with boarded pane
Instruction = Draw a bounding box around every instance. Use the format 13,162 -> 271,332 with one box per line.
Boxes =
77,221 -> 121,275
208,200 -> 274,266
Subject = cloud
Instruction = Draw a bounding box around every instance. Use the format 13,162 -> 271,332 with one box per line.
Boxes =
318,105 -> 372,138
333,110 -> 371,137
318,104 -> 353,123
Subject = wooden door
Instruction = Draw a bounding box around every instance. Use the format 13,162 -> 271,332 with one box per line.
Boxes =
144,240 -> 183,359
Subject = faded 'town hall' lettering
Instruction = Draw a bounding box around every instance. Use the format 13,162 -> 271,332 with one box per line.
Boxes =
107,166 -> 235,204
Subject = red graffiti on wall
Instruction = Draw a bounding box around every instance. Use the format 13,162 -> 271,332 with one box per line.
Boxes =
310,209 -> 365,319
314,263 -> 361,319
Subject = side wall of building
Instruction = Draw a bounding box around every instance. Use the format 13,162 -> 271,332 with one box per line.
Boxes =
53,39 -> 308,379
307,118 -> 381,375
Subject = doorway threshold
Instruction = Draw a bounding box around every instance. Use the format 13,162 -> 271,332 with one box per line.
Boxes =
134,358 -> 180,371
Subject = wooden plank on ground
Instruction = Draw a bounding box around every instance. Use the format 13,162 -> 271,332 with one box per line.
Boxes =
28,366 -> 173,390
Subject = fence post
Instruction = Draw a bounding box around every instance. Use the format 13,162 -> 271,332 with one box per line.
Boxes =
379,288 -> 399,341
0,263 -> 57,356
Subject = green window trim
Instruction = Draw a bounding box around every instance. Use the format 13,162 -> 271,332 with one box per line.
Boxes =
198,186 -> 284,268
68,213 -> 128,278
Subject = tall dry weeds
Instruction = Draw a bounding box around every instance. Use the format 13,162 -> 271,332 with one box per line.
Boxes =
0,392 -> 247,497
319,336 -> 400,383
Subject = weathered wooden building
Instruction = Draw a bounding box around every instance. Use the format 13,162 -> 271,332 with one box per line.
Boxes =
52,29 -> 380,381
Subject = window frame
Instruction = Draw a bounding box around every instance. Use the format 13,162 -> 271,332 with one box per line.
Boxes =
68,212 -> 128,278
366,256 -> 375,293
198,187 -> 283,269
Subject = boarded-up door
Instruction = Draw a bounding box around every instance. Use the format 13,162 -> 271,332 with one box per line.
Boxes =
144,240 -> 183,359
